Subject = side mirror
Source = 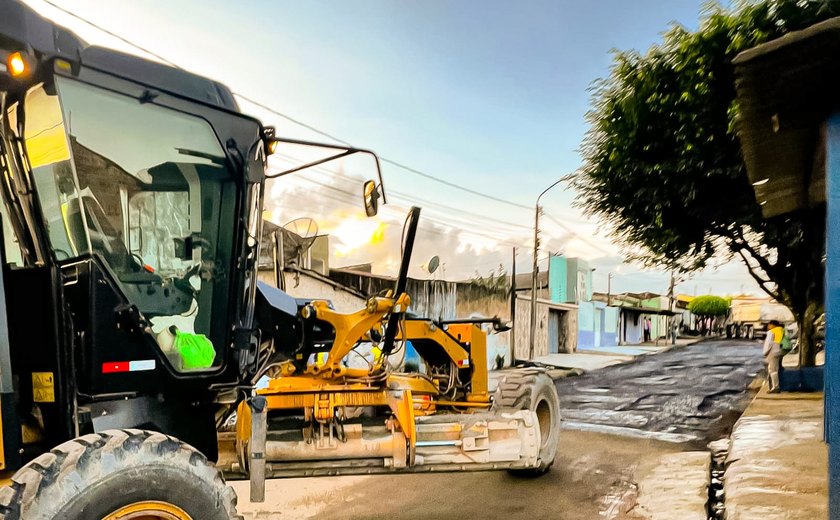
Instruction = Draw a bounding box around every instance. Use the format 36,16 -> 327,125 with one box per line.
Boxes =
363,180 -> 380,217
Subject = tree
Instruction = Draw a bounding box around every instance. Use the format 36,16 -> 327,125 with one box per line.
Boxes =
689,295 -> 730,335
470,264 -> 508,292
574,0 -> 839,366
688,295 -> 730,317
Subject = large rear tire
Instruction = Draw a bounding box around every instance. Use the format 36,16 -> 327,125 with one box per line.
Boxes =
493,369 -> 561,477
0,429 -> 242,520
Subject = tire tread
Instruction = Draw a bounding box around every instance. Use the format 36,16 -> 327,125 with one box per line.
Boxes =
0,429 -> 242,520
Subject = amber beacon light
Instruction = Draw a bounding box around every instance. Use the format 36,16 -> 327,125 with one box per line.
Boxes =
7,52 -> 27,77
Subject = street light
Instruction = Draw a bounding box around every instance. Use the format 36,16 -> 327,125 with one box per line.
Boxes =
529,178 -> 564,360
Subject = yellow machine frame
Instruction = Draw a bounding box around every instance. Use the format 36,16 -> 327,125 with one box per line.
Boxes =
235,292 -> 494,450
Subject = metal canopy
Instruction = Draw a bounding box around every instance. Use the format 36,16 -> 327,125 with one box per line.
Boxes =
612,305 -> 677,316
733,17 -> 840,218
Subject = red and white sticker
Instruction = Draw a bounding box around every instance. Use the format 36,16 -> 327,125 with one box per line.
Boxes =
102,360 -> 156,374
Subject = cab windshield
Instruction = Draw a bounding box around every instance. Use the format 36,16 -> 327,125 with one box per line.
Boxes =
21,77 -> 238,372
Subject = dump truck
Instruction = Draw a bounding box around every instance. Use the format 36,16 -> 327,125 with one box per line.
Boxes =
725,297 -> 794,339
0,2 -> 561,518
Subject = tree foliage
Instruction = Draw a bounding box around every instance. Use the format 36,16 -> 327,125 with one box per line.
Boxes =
574,0 -> 839,365
688,295 -> 730,317
470,264 -> 508,292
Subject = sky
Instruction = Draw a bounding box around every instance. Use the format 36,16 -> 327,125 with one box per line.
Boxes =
22,0 -> 763,298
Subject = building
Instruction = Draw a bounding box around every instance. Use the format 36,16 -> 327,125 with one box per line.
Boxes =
512,296 -> 578,358
514,268 -> 578,358
547,255 -> 611,349
259,220 -> 525,367
732,18 -> 837,512
593,292 -> 676,345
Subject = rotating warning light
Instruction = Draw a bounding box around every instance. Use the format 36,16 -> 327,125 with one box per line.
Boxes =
8,52 -> 27,77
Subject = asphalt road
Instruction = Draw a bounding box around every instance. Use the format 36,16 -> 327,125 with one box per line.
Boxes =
233,339 -> 764,519
555,339 -> 764,448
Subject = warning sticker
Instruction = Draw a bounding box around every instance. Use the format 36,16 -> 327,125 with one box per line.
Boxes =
32,372 -> 55,403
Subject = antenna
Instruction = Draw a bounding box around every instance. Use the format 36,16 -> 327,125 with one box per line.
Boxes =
427,255 -> 440,274
281,217 -> 319,270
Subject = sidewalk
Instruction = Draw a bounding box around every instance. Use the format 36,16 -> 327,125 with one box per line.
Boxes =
533,337 -> 705,372
723,386 -> 826,520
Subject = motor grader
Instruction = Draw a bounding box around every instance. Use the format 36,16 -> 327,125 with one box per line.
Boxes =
0,1 -> 561,518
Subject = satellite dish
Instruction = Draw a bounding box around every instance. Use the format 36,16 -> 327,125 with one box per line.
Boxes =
281,217 -> 319,266
427,255 -> 440,274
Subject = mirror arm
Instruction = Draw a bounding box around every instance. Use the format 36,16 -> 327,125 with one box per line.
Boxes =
263,136 -> 387,204
266,149 -> 355,178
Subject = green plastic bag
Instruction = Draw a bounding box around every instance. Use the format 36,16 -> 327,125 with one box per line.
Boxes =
173,331 -> 216,369
780,331 -> 793,353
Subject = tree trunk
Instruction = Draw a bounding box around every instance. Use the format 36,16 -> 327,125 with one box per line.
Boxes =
797,301 -> 819,367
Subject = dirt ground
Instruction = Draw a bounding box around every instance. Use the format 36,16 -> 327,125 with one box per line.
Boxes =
231,340 -> 761,519
231,430 -> 691,520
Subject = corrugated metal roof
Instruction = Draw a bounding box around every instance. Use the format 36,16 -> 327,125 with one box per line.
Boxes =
733,17 -> 840,218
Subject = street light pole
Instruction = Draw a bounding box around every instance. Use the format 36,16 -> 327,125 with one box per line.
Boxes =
529,179 -> 563,360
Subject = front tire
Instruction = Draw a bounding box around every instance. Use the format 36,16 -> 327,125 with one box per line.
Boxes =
493,370 -> 561,477
0,429 -> 241,520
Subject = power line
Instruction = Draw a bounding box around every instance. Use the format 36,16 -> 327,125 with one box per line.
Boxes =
40,0 -> 538,212
269,154 -> 534,232
44,0 -> 605,256
40,0 -> 179,67
34,0 -> 530,249
542,212 -> 614,256
271,173 -> 527,248
270,163 -> 528,243
379,158 -> 532,210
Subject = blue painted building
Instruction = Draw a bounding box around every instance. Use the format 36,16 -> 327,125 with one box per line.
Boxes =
549,256 -> 618,348
732,18 -> 840,516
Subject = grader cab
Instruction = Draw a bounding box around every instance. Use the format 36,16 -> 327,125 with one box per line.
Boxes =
0,1 -> 560,518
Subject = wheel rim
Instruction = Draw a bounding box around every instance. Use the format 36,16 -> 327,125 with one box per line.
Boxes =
102,501 -> 193,520
535,398 -> 552,450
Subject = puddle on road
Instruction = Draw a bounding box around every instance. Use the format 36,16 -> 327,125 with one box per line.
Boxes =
579,387 -> 611,393
598,470 -> 639,519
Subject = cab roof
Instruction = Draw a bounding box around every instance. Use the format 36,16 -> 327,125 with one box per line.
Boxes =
0,0 -> 239,112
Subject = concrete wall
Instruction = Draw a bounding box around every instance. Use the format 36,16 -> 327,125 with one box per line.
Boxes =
257,269 -> 365,313
642,297 -> 670,339
329,270 -> 458,321
513,297 -> 576,359
619,310 -> 671,345
603,306 -> 619,346
548,255 -> 592,305
259,269 -> 516,369
577,301 -> 594,348
578,302 -> 620,348
620,311 -> 644,344
514,297 -> 548,360
455,284 -> 510,321
549,256 -> 568,303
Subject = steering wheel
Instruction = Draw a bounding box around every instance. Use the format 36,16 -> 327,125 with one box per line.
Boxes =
381,206 -> 421,356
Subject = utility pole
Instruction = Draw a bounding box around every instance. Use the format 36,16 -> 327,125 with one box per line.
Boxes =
529,207 -> 541,360
668,271 -> 676,345
510,247 -> 517,366
607,272 -> 612,307
529,179 -> 563,360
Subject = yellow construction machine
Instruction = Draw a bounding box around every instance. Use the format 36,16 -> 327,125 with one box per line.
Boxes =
0,1 -> 560,517
221,207 -> 560,501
